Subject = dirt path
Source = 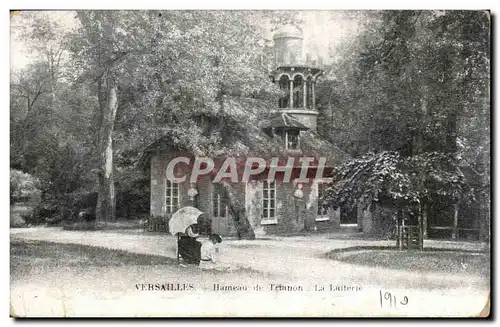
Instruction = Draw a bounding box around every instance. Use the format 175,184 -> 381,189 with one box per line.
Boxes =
10,227 -> 490,317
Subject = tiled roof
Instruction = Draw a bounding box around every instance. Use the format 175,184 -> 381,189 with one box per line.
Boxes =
138,96 -> 349,169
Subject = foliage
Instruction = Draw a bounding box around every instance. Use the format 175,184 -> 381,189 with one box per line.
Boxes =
101,10 -> 284,158
114,166 -> 150,219
11,11 -> 288,230
325,151 -> 474,210
318,10 -> 489,159
317,11 -> 489,232
10,169 -> 41,203
10,16 -> 97,210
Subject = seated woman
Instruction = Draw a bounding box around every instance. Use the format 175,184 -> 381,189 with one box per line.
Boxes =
177,225 -> 202,265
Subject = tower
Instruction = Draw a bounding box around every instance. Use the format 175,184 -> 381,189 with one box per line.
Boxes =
271,24 -> 323,132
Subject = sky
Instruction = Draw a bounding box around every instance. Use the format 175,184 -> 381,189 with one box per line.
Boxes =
261,11 -> 363,64
10,11 -> 77,71
10,10 -> 363,72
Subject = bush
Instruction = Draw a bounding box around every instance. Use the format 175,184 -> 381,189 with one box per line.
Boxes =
65,190 -> 98,220
10,169 -> 41,204
10,204 -> 28,227
10,170 -> 44,227
25,190 -> 97,226
29,202 -> 60,225
115,175 -> 149,219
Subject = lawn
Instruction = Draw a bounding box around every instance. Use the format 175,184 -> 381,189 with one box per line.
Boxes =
10,238 -> 490,317
10,239 -> 175,271
10,239 -> 268,286
327,246 -> 490,277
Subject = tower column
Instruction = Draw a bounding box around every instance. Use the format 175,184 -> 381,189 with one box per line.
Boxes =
289,79 -> 294,108
312,82 -> 316,109
303,81 -> 307,109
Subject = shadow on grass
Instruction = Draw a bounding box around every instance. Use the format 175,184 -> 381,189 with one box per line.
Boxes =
10,239 -> 177,267
10,239 -> 272,281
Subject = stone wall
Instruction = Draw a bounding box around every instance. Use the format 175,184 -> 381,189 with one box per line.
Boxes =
151,151 -> 342,236
151,152 -> 242,237
245,178 -> 340,235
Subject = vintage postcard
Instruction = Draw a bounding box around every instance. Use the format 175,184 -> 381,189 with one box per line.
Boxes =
10,10 -> 490,317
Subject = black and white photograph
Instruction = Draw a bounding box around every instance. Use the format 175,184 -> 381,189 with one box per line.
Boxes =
9,9 -> 490,317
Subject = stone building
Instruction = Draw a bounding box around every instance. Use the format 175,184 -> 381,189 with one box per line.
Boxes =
140,25 -> 355,237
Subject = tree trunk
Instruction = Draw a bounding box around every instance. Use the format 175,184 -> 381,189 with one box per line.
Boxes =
221,182 -> 255,240
480,151 -> 491,244
422,203 -> 428,239
48,50 -> 57,107
477,189 -> 489,243
418,202 -> 424,250
95,69 -> 118,222
452,203 -> 459,240
478,96 -> 490,244
414,87 -> 428,155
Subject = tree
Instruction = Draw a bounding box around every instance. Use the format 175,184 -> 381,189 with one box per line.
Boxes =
10,63 -> 51,169
69,11 -> 283,235
127,11 -> 299,239
325,151 -> 474,247
319,11 -> 489,156
326,151 -> 472,208
10,169 -> 41,204
70,11 -> 135,222
15,11 -> 73,124
319,10 -> 490,241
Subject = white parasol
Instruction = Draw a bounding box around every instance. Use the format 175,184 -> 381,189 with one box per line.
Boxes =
168,206 -> 203,236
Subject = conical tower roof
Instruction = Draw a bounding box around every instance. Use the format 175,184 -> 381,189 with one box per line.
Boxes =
273,24 -> 303,39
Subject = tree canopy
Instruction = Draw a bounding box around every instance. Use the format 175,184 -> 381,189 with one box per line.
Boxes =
10,10 -> 293,229
318,11 -> 489,219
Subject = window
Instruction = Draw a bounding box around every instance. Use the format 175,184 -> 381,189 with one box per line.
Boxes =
317,182 -> 332,217
278,75 -> 290,108
262,181 -> 276,219
165,180 -> 180,213
287,130 -> 299,149
212,183 -> 228,218
293,75 -> 304,108
278,129 -> 300,150
306,78 -> 313,109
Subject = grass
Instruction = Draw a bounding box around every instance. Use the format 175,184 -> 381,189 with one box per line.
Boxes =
326,246 -> 490,276
10,239 -> 269,289
10,239 -> 176,269
10,239 -> 269,277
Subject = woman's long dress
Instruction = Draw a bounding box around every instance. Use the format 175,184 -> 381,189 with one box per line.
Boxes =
177,226 -> 201,264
